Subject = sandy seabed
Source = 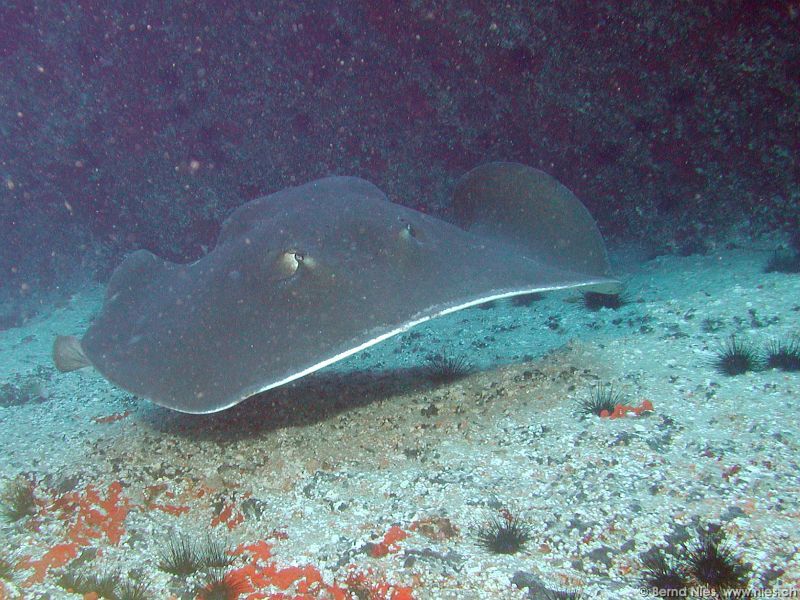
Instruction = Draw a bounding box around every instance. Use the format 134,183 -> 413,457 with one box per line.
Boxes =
0,242 -> 798,599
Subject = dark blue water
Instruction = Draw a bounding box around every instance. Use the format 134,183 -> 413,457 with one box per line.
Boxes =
1,2 -> 797,320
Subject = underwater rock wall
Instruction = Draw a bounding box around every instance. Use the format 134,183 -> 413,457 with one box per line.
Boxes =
1,0 -> 798,301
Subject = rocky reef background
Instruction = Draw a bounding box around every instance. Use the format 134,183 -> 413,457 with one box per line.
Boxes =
1,0 -> 798,322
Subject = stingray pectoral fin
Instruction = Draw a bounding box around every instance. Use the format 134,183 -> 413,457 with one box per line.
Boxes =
53,335 -> 92,372
76,174 -> 620,413
579,280 -> 624,295
453,162 -> 615,282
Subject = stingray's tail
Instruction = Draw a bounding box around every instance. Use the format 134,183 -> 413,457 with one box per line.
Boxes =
53,335 -> 92,372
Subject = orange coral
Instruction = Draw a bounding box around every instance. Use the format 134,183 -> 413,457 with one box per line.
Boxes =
234,540 -> 273,562
211,502 -> 245,530
61,481 -> 130,545
228,540 -> 412,599
196,571 -> 249,600
150,503 -> 191,516
368,525 -> 409,558
271,565 -> 323,591
600,399 -> 655,419
91,410 -> 131,424
18,542 -> 78,586
17,482 -> 131,587
345,568 -> 414,600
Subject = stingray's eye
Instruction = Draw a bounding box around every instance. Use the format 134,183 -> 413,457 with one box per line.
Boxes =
275,250 -> 303,278
273,249 -> 316,280
398,221 -> 417,241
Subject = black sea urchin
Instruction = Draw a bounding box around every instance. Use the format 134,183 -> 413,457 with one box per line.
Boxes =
197,570 -> 249,600
475,513 -> 532,555
764,249 -> 800,274
511,292 -> 543,307
541,590 -> 583,600
640,551 -> 690,594
764,337 -> 800,372
684,528 -> 749,594
712,336 -> 760,376
0,475 -> 36,522
57,568 -> 121,598
424,353 -> 472,383
158,535 -> 203,575
576,384 -> 624,417
116,578 -> 152,600
582,291 -> 627,311
199,535 -> 235,569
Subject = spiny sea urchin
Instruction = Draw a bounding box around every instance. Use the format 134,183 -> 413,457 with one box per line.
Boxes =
57,568 -> 121,598
116,578 -> 152,600
158,535 -> 202,576
640,551 -> 689,594
764,249 -> 800,274
196,570 -> 249,600
0,475 -> 36,522
475,513 -> 531,555
582,291 -> 627,311
764,337 -> 800,372
200,535 -> 235,569
712,336 -> 760,376
540,590 -> 583,600
576,384 -> 625,418
511,292 -> 543,307
684,527 -> 750,594
424,353 -> 472,383
158,533 -> 234,576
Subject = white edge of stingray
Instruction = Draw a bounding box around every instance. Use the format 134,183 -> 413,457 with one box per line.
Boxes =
176,278 -> 620,414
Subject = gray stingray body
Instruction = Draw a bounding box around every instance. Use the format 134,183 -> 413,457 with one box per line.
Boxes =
57,163 -> 619,413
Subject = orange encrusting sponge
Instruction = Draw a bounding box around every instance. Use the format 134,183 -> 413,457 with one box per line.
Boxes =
599,399 -> 654,419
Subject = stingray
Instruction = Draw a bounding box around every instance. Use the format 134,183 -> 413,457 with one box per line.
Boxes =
53,162 -> 620,413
